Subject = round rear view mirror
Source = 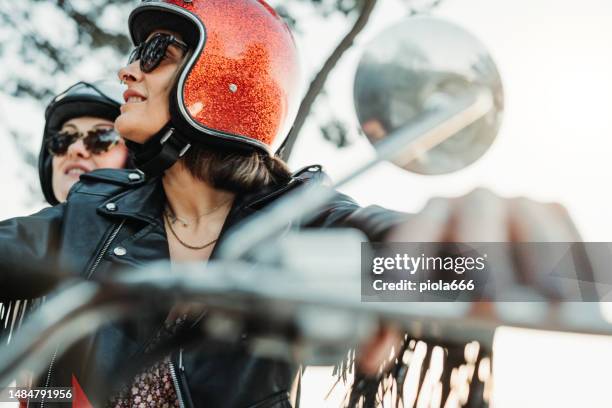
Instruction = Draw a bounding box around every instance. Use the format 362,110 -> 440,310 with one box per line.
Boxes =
354,17 -> 504,175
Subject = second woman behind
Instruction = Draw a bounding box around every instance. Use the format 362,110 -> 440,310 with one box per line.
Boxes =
38,81 -> 129,204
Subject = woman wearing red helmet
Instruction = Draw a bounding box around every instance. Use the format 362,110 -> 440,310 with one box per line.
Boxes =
107,1 -> 403,405
114,0 -> 308,262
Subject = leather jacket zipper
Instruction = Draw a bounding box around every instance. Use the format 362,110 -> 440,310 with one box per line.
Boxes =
86,220 -> 125,279
40,346 -> 58,408
169,348 -> 186,408
43,221 -> 125,404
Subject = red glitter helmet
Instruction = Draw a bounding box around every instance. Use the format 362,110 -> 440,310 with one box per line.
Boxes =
128,0 -> 301,154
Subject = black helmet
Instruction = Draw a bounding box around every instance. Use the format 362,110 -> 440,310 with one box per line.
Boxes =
38,81 -> 124,205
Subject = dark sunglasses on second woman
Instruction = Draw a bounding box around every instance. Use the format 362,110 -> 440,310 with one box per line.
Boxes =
128,32 -> 188,73
47,128 -> 121,156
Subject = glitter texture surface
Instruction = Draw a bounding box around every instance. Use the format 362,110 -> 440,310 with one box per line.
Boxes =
164,0 -> 300,148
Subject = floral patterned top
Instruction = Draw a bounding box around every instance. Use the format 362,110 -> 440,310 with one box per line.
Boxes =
108,356 -> 179,408
108,315 -> 187,408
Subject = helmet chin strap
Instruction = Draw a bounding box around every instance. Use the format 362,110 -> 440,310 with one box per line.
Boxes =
126,122 -> 192,178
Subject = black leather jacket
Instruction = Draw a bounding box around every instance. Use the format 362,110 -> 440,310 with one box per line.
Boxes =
0,165 -> 406,408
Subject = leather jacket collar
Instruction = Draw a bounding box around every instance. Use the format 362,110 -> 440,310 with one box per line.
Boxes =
94,169 -> 307,259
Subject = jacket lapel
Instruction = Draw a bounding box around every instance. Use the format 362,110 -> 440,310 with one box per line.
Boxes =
94,175 -> 303,263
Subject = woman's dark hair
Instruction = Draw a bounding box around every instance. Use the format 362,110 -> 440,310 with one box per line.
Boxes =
181,145 -> 292,193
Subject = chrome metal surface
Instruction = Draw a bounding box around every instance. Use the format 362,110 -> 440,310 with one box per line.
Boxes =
354,17 -> 504,174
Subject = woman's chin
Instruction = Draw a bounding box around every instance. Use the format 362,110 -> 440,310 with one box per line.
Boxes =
53,181 -> 73,203
115,118 -> 144,143
115,116 -> 165,144
114,115 -> 130,136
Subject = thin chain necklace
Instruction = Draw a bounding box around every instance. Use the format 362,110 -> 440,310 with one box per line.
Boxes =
164,211 -> 218,250
165,198 -> 232,228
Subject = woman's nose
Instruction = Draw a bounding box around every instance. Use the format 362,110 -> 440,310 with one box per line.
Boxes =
118,60 -> 142,84
66,138 -> 91,159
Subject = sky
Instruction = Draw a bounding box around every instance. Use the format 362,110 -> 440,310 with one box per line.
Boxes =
2,0 -> 612,406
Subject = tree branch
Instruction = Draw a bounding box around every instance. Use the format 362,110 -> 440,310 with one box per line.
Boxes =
54,0 -> 131,52
280,0 -> 378,160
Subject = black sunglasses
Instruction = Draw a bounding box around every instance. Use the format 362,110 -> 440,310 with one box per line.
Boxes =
128,33 -> 188,73
47,128 -> 121,156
